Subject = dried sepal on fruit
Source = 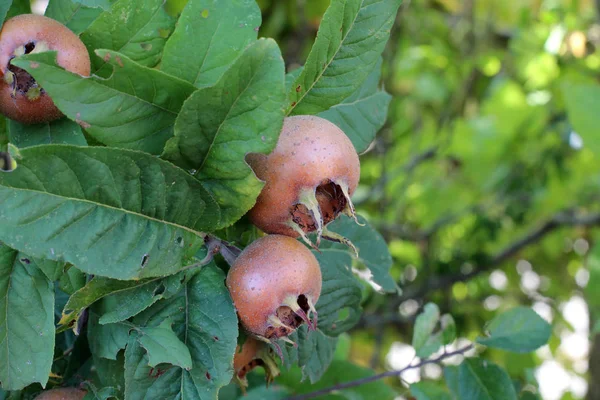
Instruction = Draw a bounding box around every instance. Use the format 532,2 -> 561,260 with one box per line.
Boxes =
247,115 -> 361,252
0,14 -> 91,124
226,235 -> 321,353
233,337 -> 280,391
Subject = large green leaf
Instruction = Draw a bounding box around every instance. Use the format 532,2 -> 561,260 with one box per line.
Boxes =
45,0 -> 104,34
318,58 -> 391,153
0,145 -> 219,280
0,246 -> 54,390
161,0 -> 261,88
280,326 -> 337,383
8,119 -> 87,148
81,0 -> 176,75
314,250 -> 363,336
13,51 -> 196,155
287,0 -> 401,115
162,38 -> 285,228
125,266 -> 238,399
319,215 -> 397,292
563,83 -> 600,157
477,307 -> 551,353
458,358 -> 517,400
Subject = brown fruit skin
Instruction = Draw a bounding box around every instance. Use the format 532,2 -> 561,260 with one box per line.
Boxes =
0,14 -> 91,124
34,388 -> 87,400
226,235 -> 321,338
248,115 -> 360,237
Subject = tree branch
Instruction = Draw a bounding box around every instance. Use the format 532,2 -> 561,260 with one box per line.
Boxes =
398,209 -> 600,302
285,344 -> 474,400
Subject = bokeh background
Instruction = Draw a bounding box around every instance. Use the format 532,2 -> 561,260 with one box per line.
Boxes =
28,0 -> 600,398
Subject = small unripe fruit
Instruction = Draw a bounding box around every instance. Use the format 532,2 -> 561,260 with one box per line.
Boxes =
233,337 -> 279,390
0,14 -> 91,124
34,388 -> 87,400
226,235 -> 321,345
248,115 -> 360,250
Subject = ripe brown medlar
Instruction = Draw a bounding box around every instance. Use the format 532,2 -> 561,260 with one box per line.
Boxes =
247,115 -> 360,250
226,235 -> 321,349
0,14 -> 91,124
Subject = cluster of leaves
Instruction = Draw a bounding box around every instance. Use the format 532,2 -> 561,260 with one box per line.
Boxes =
0,0 -> 406,398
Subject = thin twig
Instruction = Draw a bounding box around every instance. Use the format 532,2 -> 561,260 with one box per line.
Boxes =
398,209 -> 600,303
285,344 -> 474,400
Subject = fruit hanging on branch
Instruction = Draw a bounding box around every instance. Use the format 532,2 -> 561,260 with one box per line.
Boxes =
0,14 -> 91,124
247,115 -> 360,252
226,235 -> 321,351
233,337 -> 280,391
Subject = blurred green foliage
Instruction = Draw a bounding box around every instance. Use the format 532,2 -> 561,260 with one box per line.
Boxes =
258,0 -> 600,398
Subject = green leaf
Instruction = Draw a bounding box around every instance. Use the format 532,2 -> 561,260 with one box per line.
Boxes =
441,314 -> 457,345
161,0 -> 261,88
444,365 -> 460,398
162,38 -> 285,228
0,145 -> 218,280
13,51 -> 196,155
287,0 -> 401,115
477,307 -> 551,353
458,358 -> 517,400
411,381 -> 453,400
320,215 -> 397,292
82,385 -> 120,400
88,305 -> 130,360
8,119 -> 87,148
81,0 -> 176,75
58,266 -> 86,295
0,2 -> 11,27
93,352 -> 126,393
59,275 -> 176,330
0,245 -> 54,390
6,0 -> 30,19
280,326 -> 337,383
314,250 -> 363,336
28,256 -> 65,282
279,359 -> 396,399
137,319 -> 192,369
243,386 -> 290,400
99,273 -> 183,325
563,82 -> 600,156
412,303 -> 440,356
45,0 -> 104,34
125,266 -> 238,399
318,58 -> 391,153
